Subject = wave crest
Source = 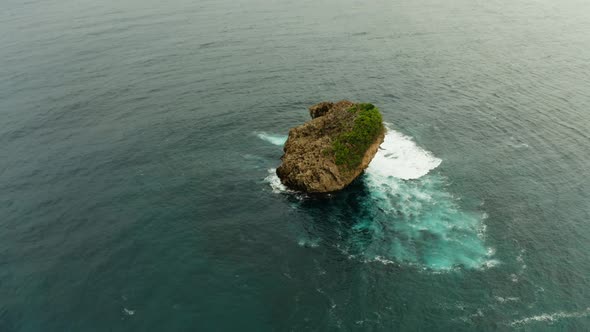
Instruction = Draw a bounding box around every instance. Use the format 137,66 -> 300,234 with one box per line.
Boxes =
256,132 -> 287,146
368,124 -> 442,180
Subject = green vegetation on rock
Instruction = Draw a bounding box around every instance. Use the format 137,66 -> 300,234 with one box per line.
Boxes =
333,103 -> 384,169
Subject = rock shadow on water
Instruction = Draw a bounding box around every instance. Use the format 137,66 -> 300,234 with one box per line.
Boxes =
292,177 -> 375,249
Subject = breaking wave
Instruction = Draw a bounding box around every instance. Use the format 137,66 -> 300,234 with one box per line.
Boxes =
264,168 -> 290,194
259,126 -> 494,270
368,123 -> 441,180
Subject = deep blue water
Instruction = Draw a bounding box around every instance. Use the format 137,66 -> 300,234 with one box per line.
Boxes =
1,0 -> 590,330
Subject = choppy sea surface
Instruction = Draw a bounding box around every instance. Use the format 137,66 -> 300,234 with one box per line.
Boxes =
1,0 -> 590,330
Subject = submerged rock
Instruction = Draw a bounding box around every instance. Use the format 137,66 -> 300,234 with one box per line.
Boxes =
276,100 -> 385,193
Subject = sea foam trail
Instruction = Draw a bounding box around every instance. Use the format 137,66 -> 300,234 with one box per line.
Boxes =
256,132 -> 288,146
359,126 -> 493,270
510,308 -> 590,326
357,172 -> 494,270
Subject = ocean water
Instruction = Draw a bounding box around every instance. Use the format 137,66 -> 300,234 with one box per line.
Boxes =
1,0 -> 590,330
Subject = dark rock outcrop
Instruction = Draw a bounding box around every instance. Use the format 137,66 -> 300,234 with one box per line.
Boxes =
309,102 -> 334,119
276,100 -> 385,193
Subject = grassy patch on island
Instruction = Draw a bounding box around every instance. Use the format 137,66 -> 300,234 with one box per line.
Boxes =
333,103 -> 384,170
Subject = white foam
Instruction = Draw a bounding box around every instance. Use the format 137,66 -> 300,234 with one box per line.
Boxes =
482,259 -> 500,269
510,308 -> 590,326
256,132 -> 288,146
123,308 -> 135,316
298,238 -> 320,248
367,124 -> 442,180
264,168 -> 290,193
495,296 -> 520,303
367,256 -> 397,265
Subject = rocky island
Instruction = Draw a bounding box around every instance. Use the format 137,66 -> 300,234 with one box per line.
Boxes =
276,101 -> 385,193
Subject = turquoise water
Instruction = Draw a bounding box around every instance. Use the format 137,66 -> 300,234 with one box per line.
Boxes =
2,0 -> 590,330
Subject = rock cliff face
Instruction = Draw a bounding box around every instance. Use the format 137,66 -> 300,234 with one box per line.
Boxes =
276,101 -> 385,193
